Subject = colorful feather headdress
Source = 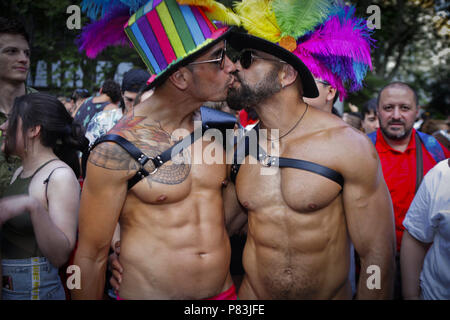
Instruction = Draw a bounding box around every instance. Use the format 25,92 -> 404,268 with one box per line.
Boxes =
77,0 -> 240,58
233,0 -> 375,100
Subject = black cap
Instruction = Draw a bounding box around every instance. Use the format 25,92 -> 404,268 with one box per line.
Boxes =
122,69 -> 151,93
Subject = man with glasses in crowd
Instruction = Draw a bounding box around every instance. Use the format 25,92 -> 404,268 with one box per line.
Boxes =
72,0 -> 240,300
304,78 -> 340,115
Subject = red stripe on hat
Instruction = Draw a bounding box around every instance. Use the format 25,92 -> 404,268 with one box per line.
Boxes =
147,9 -> 177,65
197,8 -> 216,34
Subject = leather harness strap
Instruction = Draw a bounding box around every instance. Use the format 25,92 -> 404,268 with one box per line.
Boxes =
230,127 -> 344,188
93,131 -> 198,190
88,106 -> 237,190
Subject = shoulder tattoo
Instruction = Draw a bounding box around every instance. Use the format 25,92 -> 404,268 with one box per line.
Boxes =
89,115 -> 191,186
89,142 -> 139,172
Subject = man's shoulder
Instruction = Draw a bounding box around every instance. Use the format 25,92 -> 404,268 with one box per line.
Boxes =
88,139 -> 140,172
89,115 -> 172,171
416,130 -> 449,162
316,124 -> 380,174
318,120 -> 374,151
108,114 -> 165,140
288,116 -> 378,174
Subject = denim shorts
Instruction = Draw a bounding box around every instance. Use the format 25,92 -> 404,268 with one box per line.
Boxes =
2,256 -> 66,300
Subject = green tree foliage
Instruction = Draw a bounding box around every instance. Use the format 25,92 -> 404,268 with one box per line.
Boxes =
1,0 -> 144,96
349,0 -> 449,117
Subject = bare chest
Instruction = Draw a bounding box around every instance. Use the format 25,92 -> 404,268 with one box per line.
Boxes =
130,138 -> 228,205
236,160 -> 342,213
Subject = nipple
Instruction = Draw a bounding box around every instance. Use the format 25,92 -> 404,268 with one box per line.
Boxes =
157,195 -> 168,202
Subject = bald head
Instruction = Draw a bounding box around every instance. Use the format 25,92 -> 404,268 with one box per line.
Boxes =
376,81 -> 419,142
377,82 -> 418,108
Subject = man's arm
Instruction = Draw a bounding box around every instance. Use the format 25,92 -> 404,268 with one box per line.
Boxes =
224,166 -> 248,236
400,163 -> 436,300
400,231 -> 430,299
71,143 -> 132,300
341,132 -> 396,299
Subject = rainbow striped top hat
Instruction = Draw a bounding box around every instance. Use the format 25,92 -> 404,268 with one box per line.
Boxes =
124,0 -> 232,88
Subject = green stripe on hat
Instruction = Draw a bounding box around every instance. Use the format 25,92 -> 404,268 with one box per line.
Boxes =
156,1 -> 186,58
135,6 -> 145,20
164,0 -> 195,52
124,27 -> 155,74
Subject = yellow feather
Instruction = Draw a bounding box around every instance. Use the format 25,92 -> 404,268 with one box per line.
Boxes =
177,0 -> 241,26
233,0 -> 281,42
177,0 -> 215,7
206,2 -> 241,26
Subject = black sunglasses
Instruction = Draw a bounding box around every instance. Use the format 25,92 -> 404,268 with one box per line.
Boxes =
239,50 -> 286,69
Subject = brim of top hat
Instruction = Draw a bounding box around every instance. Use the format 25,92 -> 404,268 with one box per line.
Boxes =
228,31 -> 319,99
144,26 -> 234,90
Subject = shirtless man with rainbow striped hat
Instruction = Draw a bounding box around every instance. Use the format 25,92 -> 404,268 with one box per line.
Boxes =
72,0 -> 241,300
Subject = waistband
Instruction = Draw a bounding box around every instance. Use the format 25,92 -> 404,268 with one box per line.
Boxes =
204,284 -> 237,300
115,284 -> 238,300
2,257 -> 49,267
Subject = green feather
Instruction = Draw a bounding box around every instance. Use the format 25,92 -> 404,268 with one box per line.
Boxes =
272,0 -> 332,39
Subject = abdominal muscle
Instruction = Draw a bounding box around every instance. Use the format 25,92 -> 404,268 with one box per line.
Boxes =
239,203 -> 352,300
117,192 -> 232,300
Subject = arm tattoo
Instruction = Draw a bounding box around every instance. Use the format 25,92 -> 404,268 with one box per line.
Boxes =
89,143 -> 139,173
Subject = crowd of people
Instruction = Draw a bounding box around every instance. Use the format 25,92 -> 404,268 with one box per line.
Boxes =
0,0 -> 449,301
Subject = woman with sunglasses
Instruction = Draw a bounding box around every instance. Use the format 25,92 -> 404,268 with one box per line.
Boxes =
0,93 -> 88,299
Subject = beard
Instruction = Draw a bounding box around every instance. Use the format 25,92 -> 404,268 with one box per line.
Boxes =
380,120 -> 413,141
226,67 -> 282,111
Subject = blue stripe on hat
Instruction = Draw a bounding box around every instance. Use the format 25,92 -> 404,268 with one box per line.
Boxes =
143,0 -> 154,13
179,5 -> 205,46
130,23 -> 161,74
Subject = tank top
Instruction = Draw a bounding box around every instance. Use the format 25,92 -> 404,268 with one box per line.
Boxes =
1,159 -> 60,259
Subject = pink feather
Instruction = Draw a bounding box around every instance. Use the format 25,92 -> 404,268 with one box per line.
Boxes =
295,16 -> 372,69
293,6 -> 375,98
77,7 -> 132,58
297,53 -> 347,100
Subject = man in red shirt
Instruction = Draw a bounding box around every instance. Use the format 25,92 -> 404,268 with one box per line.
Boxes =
368,81 -> 450,299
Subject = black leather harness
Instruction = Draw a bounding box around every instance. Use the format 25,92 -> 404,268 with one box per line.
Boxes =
230,125 -> 344,188
88,106 -> 237,190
